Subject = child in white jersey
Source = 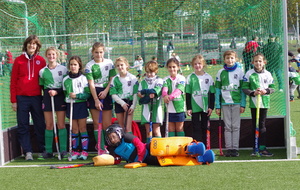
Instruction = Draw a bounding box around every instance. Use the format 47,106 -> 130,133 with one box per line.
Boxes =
38,47 -> 68,160
138,61 -> 163,142
110,56 -> 138,133
215,50 -> 246,157
63,56 -> 91,160
242,53 -> 275,157
186,55 -> 215,145
162,58 -> 186,137
84,42 -> 116,154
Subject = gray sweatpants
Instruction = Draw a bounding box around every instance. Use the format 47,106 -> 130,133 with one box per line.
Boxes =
222,104 -> 241,150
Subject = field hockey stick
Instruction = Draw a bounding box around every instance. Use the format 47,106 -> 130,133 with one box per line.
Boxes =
165,103 -> 169,137
149,98 -> 153,142
51,96 -> 61,160
206,118 -> 211,150
254,94 -> 261,157
218,94 -> 224,156
124,106 -> 129,132
68,99 -> 74,161
97,99 -> 103,155
50,162 -> 94,169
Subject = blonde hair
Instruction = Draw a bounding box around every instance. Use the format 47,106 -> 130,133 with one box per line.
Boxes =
115,56 -> 130,71
191,54 -> 206,68
145,60 -> 158,74
45,46 -> 60,58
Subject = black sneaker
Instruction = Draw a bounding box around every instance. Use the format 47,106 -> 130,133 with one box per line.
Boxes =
259,149 -> 274,157
231,149 -> 239,157
60,151 -> 68,160
225,149 -> 231,157
38,152 -> 53,160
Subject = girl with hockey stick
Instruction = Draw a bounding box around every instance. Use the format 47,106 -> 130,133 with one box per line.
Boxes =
242,53 -> 275,157
137,60 -> 163,142
38,47 -> 68,160
84,42 -> 116,154
215,50 -> 246,157
186,55 -> 215,145
63,56 -> 91,160
110,56 -> 138,133
162,58 -> 186,137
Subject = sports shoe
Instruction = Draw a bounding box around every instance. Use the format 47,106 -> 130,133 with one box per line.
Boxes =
60,151 -> 68,160
37,151 -> 53,160
250,151 -> 261,157
78,151 -> 88,160
25,152 -> 33,161
259,149 -> 274,157
231,149 -> 239,157
224,149 -> 231,157
71,151 -> 81,160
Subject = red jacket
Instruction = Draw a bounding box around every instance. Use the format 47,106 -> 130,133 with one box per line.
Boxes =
10,53 -> 46,103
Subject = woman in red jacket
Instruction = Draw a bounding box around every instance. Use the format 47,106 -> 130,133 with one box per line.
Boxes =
10,35 -> 46,160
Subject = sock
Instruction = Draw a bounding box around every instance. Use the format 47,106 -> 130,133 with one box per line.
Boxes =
58,128 -> 67,152
177,131 -> 185,137
81,132 -> 89,151
101,129 -> 106,150
45,129 -> 53,153
154,136 -> 162,138
169,132 -> 176,137
128,131 -> 133,134
72,133 -> 79,150
259,145 -> 266,151
147,138 -> 151,143
94,130 -> 98,142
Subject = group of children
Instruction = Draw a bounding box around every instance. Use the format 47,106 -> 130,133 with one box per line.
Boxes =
39,41 -> 276,161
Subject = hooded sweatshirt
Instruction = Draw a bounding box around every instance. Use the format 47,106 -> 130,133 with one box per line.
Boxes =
10,52 -> 46,103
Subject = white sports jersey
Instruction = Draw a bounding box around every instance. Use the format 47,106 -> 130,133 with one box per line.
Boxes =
110,72 -> 139,100
39,64 -> 68,89
84,59 -> 115,88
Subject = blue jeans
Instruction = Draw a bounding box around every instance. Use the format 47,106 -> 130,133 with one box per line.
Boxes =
16,95 -> 45,153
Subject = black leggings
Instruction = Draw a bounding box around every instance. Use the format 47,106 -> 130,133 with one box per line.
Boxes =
191,112 -> 209,145
250,108 -> 268,149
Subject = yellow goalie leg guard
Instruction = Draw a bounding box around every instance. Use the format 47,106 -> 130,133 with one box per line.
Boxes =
157,155 -> 201,166
93,154 -> 115,166
150,137 -> 193,156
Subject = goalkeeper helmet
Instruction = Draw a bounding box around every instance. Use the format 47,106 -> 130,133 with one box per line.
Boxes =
105,124 -> 124,147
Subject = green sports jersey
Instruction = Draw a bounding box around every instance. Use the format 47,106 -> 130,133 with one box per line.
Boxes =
186,72 -> 215,113
138,76 -> 164,124
162,74 -> 185,113
39,64 -> 68,89
110,72 -> 139,100
63,74 -> 91,103
84,59 -> 116,88
215,67 -> 245,108
289,72 -> 300,85
242,69 -> 275,108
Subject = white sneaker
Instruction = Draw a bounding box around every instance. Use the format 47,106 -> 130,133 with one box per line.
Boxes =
25,152 -> 33,161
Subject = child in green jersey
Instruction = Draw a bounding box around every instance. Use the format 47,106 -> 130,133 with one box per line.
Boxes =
110,56 -> 138,133
242,53 -> 275,157
162,58 -> 186,137
85,42 -> 116,154
215,50 -> 246,157
63,56 -> 91,160
38,47 -> 68,160
138,60 -> 163,142
186,55 -> 215,144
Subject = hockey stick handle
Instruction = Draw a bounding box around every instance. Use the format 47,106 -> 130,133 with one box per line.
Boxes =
51,96 -> 61,160
254,94 -> 261,155
149,98 -> 153,141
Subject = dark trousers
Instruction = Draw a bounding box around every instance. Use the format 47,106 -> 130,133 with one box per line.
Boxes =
250,108 -> 268,149
191,112 -> 209,145
16,95 -> 45,153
